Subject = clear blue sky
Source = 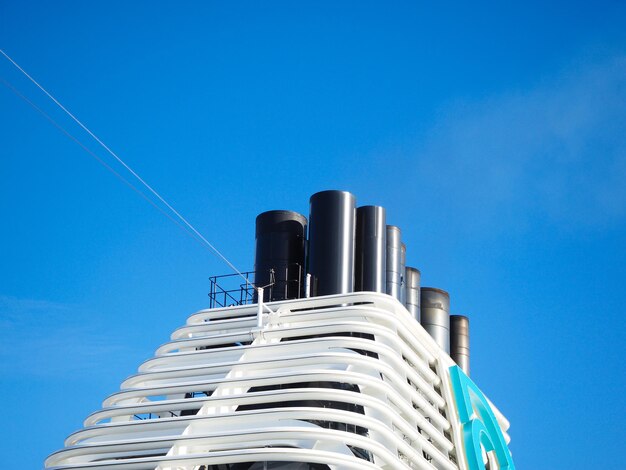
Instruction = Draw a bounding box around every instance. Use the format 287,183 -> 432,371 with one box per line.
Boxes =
1,1 -> 625,468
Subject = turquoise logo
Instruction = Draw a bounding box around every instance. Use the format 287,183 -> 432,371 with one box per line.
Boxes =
449,365 -> 516,470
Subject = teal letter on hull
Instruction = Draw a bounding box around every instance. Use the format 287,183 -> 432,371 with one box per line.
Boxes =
449,365 -> 515,470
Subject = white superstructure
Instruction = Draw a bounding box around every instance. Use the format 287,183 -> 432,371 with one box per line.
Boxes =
45,291 -> 511,470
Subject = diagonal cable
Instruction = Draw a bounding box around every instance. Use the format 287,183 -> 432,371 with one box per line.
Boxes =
1,48 -> 251,286
1,77 -> 210,251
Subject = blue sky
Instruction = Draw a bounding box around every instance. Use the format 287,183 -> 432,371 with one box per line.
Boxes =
1,1 -> 625,468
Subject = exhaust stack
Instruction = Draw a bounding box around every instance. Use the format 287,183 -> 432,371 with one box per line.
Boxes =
400,243 -> 407,305
386,226 -> 404,301
254,210 -> 307,302
450,315 -> 470,375
355,206 -> 387,293
248,191 -> 477,367
405,267 -> 421,321
420,287 -> 450,353
308,190 -> 356,296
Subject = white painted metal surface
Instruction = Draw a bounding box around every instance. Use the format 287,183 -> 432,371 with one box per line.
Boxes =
45,292 -> 511,470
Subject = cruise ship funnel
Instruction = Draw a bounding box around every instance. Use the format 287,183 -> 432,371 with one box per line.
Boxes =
405,266 -> 421,321
308,190 -> 356,296
400,243 -> 407,305
386,225 -> 403,301
254,210 -> 307,302
450,315 -> 470,375
355,205 -> 387,293
421,287 -> 451,353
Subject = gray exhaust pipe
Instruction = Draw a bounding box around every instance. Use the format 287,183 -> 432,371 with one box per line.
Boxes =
450,315 -> 470,375
420,287 -> 450,353
400,243 -> 407,306
386,226 -> 403,301
405,267 -> 421,321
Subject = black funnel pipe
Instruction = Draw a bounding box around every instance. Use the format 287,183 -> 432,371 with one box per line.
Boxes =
254,210 -> 307,302
355,206 -> 386,293
308,190 -> 356,296
450,315 -> 470,375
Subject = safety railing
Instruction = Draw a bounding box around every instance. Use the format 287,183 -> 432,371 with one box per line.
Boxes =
208,271 -> 256,308
208,264 -> 304,308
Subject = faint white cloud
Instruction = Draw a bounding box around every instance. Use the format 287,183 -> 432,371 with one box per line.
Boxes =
0,295 -> 70,323
0,296 -> 69,311
414,55 -> 626,232
0,295 -> 133,377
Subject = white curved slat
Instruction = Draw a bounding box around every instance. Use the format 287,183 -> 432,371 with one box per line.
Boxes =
46,291 -> 511,470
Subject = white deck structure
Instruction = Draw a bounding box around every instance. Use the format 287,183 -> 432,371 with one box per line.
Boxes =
46,291 -> 511,470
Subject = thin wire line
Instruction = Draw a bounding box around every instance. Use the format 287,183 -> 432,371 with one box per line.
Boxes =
0,48 -> 251,285
0,77 -> 211,252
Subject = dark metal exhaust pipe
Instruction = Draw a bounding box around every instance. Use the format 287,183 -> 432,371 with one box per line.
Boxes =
450,315 -> 470,375
355,206 -> 387,293
254,210 -> 307,302
308,190 -> 356,296
420,287 -> 450,353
